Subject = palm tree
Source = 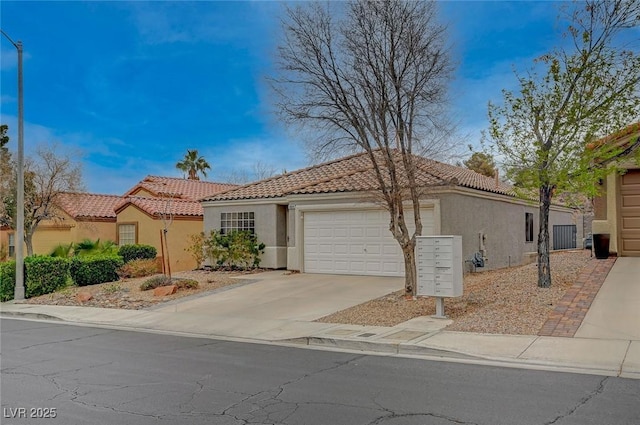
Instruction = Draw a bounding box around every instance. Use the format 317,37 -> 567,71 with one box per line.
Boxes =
176,149 -> 211,180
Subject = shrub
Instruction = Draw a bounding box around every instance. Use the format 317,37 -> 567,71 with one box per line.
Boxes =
25,256 -> 70,298
118,244 -> 157,264
174,279 -> 198,290
185,233 -> 206,268
140,275 -> 173,291
203,230 -> 266,270
70,255 -> 124,287
117,258 -> 159,279
0,260 -> 16,302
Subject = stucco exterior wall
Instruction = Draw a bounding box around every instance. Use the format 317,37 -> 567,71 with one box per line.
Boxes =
117,205 -> 202,272
74,220 -> 117,244
0,216 -> 117,258
592,173 -> 620,254
438,191 -> 580,270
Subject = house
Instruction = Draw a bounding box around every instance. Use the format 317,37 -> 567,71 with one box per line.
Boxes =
201,151 -> 581,277
116,176 -> 238,271
1,176 -> 236,271
0,193 -> 121,257
115,196 -> 205,272
591,122 -> 640,256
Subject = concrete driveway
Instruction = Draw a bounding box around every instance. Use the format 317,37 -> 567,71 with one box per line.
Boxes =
153,271 -> 403,322
576,257 -> 640,340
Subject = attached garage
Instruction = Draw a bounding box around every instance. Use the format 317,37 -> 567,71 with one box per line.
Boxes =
303,208 -> 435,276
620,169 -> 640,256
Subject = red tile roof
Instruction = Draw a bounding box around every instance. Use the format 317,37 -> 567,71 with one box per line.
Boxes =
115,196 -> 204,217
125,176 -> 238,201
55,193 -> 121,219
203,151 -> 514,201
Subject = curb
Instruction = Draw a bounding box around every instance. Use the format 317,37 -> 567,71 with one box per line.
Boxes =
286,336 -> 483,360
1,311 -> 63,321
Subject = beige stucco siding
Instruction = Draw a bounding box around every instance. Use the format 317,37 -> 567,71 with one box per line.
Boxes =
592,173 -> 621,254
117,205 -> 202,272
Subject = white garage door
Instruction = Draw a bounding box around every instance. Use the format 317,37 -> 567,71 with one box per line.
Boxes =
304,208 -> 434,277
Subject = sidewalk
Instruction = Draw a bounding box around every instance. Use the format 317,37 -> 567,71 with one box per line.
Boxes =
2,301 -> 638,380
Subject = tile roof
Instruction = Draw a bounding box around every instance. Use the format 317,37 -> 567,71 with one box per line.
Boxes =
203,151 -> 515,202
55,193 -> 121,219
116,196 -> 204,217
589,122 -> 640,163
125,176 -> 238,201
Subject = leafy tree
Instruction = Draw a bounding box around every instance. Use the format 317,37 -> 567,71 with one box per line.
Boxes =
488,0 -> 640,288
1,144 -> 84,256
175,149 -> 211,180
0,124 -> 8,152
272,1 -> 453,296
463,152 -> 496,178
0,125 -> 12,222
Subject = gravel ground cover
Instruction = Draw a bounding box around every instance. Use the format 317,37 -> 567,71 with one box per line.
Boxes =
24,270 -> 252,310
316,250 -> 592,335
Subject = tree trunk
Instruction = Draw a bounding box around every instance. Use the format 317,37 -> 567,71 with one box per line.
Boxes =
25,232 -> 33,256
537,185 -> 553,288
402,241 -> 417,296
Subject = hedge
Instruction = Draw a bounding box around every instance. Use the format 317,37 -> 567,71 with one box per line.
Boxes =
118,244 -> 157,264
0,260 -> 16,302
70,255 -> 124,286
25,256 -> 70,298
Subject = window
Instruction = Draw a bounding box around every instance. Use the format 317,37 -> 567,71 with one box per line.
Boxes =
221,212 -> 255,234
525,213 -> 534,243
118,223 -> 137,246
8,233 -> 15,257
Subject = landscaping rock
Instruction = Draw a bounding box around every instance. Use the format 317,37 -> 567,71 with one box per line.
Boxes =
153,285 -> 177,297
76,292 -> 93,303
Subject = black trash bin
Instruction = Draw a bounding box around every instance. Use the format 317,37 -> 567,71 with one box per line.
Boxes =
593,233 -> 610,259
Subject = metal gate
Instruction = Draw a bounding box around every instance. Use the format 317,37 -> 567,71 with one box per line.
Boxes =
553,225 -> 577,250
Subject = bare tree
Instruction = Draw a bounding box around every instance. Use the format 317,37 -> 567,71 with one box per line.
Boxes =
273,1 -> 453,295
1,144 -> 83,255
223,161 -> 278,184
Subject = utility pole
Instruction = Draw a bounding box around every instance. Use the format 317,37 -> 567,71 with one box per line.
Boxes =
1,29 -> 25,300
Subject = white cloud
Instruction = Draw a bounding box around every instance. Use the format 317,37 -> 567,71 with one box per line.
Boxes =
205,136 -> 307,182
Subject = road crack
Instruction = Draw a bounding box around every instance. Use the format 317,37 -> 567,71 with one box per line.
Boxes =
545,376 -> 609,425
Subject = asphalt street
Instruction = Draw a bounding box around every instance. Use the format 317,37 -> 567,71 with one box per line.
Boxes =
1,318 -> 639,425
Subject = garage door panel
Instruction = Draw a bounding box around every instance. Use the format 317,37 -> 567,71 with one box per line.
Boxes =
622,195 -> 640,207
304,208 -> 434,276
621,170 -> 640,256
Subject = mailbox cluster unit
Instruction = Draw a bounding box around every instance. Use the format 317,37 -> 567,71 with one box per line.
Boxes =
416,235 -> 463,297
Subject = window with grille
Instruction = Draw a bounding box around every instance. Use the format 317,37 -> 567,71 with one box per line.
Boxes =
118,223 -> 137,246
8,233 -> 15,257
220,212 -> 255,234
525,212 -> 534,243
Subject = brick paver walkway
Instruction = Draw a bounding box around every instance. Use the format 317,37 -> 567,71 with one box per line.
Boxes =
538,256 -> 617,337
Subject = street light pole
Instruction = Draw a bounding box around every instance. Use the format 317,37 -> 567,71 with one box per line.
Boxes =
1,29 -> 25,300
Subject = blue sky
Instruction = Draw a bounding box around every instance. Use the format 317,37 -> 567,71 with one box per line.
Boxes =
1,1 -> 572,194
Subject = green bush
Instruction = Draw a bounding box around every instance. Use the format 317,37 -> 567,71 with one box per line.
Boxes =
117,258 -> 159,279
25,256 -> 70,298
203,230 -> 265,270
70,255 -> 124,287
0,260 -> 16,302
140,275 -> 173,291
118,244 -> 157,264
